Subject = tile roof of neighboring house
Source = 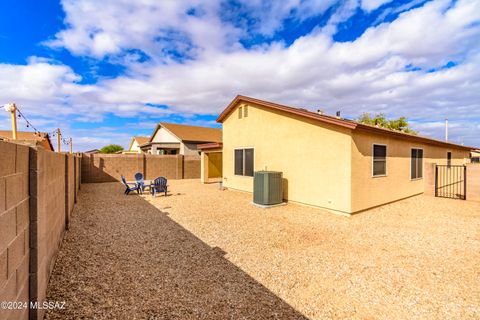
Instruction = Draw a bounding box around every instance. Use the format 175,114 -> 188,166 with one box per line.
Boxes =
148,122 -> 222,143
134,136 -> 150,145
84,149 -> 100,154
129,136 -> 150,150
217,95 -> 475,151
0,130 -> 54,151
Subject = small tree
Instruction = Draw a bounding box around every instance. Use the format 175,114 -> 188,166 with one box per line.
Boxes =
99,144 -> 124,154
357,112 -> 417,134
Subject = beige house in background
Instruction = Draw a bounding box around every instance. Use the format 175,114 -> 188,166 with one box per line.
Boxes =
0,130 -> 54,151
123,136 -> 150,154
471,150 -> 480,163
140,122 -> 222,155
213,95 -> 472,215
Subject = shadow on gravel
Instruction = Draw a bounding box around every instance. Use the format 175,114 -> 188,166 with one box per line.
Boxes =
45,182 -> 307,320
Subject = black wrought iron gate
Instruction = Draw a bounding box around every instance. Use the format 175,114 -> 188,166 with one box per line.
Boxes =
435,165 -> 466,200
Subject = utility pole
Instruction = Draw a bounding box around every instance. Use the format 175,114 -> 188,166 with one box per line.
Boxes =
57,128 -> 61,153
70,137 -> 73,154
3,103 -> 17,139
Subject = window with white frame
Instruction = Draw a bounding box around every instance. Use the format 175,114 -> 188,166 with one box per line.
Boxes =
234,148 -> 254,176
373,144 -> 387,176
411,148 -> 423,179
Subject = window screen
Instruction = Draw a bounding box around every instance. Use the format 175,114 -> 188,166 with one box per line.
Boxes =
238,106 -> 242,119
244,149 -> 254,176
411,148 -> 423,179
447,152 -> 452,167
373,145 -> 387,176
244,105 -> 248,117
234,149 -> 243,175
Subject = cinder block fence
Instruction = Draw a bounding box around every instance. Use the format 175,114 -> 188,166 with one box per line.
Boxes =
81,153 -> 200,183
0,140 -> 81,320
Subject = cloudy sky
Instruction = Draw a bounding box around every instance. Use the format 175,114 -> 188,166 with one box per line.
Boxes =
0,0 -> 479,150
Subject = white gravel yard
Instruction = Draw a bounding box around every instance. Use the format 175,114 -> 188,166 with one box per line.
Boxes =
46,180 -> 480,319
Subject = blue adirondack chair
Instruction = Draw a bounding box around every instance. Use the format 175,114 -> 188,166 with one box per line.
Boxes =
134,172 -> 145,193
151,177 -> 168,197
121,175 -> 140,195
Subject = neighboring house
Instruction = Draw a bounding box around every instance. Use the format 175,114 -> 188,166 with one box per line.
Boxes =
214,95 -> 473,215
0,130 -> 54,151
123,136 -> 150,154
471,150 -> 480,163
84,149 -> 100,154
140,122 -> 222,155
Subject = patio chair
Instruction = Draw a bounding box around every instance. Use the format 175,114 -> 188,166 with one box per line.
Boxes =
134,172 -> 145,193
151,177 -> 168,197
121,175 -> 140,195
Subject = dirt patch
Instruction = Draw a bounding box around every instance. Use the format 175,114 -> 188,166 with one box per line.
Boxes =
46,180 -> 480,319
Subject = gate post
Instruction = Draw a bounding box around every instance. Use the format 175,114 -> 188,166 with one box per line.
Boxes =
434,165 -> 438,197
464,165 -> 467,200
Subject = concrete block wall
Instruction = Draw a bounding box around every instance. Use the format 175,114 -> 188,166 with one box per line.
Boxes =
183,156 -> 201,179
81,154 -> 144,183
65,155 -> 75,229
0,139 -> 81,320
145,155 -> 179,180
81,154 -> 201,183
0,141 -> 30,320
29,148 -> 68,320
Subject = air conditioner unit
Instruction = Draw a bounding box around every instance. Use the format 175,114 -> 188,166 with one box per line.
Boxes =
253,171 -> 283,206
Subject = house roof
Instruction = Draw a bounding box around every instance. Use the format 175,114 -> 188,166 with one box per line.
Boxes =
129,136 -> 150,150
0,130 -> 54,151
217,95 -> 475,151
149,122 -> 222,143
84,149 -> 100,154
134,136 -> 150,145
198,142 -> 223,150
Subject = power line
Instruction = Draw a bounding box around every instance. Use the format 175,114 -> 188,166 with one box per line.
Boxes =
11,104 -> 73,147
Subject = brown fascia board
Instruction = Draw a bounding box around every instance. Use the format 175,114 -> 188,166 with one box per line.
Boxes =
355,123 -> 474,151
198,142 -> 223,150
217,95 -> 475,151
216,95 -> 356,129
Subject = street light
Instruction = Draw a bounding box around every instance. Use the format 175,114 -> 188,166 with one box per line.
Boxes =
3,102 -> 17,139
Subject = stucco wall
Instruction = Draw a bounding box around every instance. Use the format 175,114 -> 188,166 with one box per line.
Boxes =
351,130 -> 470,212
222,102 -> 353,214
181,142 -> 201,156
201,150 -> 223,183
152,127 -> 180,143
466,164 -> 480,202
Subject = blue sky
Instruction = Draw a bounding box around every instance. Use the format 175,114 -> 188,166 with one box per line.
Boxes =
0,0 -> 479,150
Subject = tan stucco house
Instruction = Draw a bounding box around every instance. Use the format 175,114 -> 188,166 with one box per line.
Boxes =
0,130 -> 54,151
140,122 -> 222,155
213,95 -> 472,215
123,136 -> 150,154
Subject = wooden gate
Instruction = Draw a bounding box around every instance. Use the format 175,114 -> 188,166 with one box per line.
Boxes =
435,165 -> 466,200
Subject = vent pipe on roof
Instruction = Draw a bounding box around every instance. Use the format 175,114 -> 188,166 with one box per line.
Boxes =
336,111 -> 341,119
445,118 -> 448,142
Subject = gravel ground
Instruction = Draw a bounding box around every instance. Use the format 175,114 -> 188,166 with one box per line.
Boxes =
46,180 -> 480,319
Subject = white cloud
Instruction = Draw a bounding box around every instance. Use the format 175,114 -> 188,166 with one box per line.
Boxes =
1,0 -> 479,150
361,0 -> 393,11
